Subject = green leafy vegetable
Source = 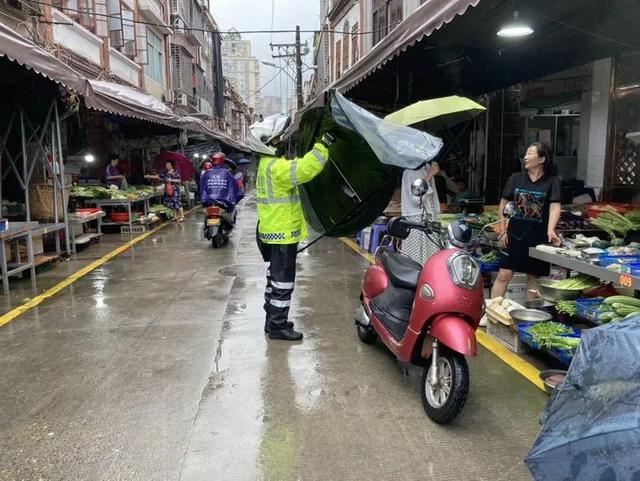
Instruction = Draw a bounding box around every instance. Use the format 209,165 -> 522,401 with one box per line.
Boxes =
556,300 -> 577,316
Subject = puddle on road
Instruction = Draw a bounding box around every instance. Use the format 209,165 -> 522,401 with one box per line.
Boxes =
218,264 -> 265,278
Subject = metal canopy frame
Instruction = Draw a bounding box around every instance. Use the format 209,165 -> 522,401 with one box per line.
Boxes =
0,100 -> 71,254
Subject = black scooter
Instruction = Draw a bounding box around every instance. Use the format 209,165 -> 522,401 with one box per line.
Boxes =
203,202 -> 236,248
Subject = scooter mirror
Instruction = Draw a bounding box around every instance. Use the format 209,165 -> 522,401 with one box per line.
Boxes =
503,201 -> 518,219
411,178 -> 428,197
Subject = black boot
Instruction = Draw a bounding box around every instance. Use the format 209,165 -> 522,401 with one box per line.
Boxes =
264,319 -> 293,333
269,327 -> 303,341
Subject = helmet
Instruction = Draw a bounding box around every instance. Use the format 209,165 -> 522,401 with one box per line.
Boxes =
212,152 -> 225,166
202,161 -> 213,171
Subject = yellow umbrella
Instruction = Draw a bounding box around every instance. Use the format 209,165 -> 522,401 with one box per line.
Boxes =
385,96 -> 486,130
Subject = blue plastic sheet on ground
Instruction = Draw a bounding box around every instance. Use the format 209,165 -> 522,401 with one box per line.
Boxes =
526,316 -> 640,481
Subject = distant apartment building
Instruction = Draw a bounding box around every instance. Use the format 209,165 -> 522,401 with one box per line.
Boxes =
221,28 -> 260,113
260,95 -> 283,117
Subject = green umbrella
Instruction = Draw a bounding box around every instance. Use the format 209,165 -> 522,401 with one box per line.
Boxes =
385,96 -> 486,129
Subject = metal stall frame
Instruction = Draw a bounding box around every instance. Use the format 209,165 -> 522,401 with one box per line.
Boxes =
0,100 -> 71,254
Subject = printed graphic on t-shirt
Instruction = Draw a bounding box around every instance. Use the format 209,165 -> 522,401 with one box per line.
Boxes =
514,188 -> 546,222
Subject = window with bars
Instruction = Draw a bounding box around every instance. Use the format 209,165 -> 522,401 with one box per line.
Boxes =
342,21 -> 350,72
335,39 -> 342,80
373,0 -> 403,45
51,0 -> 98,32
145,30 -> 164,83
351,22 -> 359,65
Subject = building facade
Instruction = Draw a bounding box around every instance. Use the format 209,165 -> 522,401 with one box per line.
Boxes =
0,0 -> 251,140
221,29 -> 260,113
223,79 -> 251,140
309,0 -> 424,95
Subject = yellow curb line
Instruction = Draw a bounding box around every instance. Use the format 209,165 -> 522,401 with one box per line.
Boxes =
339,236 -> 546,392
0,220 -> 173,328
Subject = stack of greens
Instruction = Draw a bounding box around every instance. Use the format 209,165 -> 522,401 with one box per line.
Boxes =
528,322 -> 580,351
150,205 -> 175,220
70,186 -> 113,199
589,207 -> 640,240
548,275 -> 600,290
479,251 -> 499,264
71,185 -> 154,201
556,300 -> 578,316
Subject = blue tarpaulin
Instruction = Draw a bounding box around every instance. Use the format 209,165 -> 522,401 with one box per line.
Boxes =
526,316 -> 640,481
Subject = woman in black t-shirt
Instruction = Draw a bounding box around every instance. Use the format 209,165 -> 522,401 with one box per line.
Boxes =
490,143 -> 562,300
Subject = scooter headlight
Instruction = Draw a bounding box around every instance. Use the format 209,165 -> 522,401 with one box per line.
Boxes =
447,252 -> 480,290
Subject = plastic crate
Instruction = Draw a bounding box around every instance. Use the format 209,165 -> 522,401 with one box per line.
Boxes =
576,297 -> 607,323
517,322 -> 580,366
621,263 -> 640,277
548,341 -> 578,366
480,259 -> 500,273
599,255 -> 640,267
486,317 -> 529,353
121,225 -> 146,234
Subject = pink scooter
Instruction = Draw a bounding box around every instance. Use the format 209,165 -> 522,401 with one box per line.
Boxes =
356,179 -> 515,423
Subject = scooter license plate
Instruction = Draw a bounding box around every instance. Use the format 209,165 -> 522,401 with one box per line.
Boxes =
207,219 -> 220,226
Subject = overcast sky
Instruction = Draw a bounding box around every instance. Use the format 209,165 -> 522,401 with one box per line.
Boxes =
211,0 -> 320,103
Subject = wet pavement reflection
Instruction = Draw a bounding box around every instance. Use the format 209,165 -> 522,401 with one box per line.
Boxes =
0,198 -> 547,481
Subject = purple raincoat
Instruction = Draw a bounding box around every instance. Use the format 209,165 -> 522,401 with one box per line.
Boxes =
199,167 -> 244,210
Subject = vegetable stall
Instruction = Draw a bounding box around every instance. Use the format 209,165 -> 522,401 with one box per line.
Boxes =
484,204 -> 640,383
70,185 -> 166,235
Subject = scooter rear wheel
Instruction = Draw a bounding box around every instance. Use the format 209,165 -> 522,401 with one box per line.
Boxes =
212,235 -> 224,248
421,351 -> 469,424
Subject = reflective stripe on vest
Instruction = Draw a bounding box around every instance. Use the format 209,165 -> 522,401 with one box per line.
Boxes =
256,195 -> 300,205
258,230 -> 301,242
311,148 -> 328,167
266,158 -> 277,198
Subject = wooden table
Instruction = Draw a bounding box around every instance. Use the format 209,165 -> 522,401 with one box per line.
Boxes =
0,222 -> 39,295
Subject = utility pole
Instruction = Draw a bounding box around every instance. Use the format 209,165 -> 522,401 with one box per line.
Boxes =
295,25 -> 303,110
270,25 -> 308,113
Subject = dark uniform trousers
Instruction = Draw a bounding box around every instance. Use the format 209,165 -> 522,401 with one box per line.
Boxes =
257,231 -> 298,331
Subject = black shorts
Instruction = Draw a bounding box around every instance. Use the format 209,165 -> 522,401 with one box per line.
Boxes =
499,224 -> 550,277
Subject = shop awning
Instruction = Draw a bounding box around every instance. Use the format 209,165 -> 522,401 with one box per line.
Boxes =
84,81 -> 250,152
0,22 -> 87,93
303,0 -> 639,113
0,24 -> 250,152
84,80 -> 177,126
332,0 -> 480,94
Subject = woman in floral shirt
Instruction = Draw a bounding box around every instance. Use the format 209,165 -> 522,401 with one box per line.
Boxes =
147,160 -> 185,222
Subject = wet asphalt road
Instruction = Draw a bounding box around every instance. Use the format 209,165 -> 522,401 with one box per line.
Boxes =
0,198 -> 548,481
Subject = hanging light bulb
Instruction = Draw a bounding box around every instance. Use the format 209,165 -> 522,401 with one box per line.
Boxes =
497,10 -> 533,38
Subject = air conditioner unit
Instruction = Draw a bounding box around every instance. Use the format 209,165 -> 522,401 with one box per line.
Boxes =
177,93 -> 188,106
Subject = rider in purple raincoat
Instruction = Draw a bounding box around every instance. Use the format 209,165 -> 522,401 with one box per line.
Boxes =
199,153 -> 244,213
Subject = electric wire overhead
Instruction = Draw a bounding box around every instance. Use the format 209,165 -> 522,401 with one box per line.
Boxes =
28,0 -> 392,36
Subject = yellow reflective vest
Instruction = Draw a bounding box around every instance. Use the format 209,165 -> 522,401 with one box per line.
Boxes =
256,143 -> 329,244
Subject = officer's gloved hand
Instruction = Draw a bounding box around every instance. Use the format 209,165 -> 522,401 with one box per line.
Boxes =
318,131 -> 337,148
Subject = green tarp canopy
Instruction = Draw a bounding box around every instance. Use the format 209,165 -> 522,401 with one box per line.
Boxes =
296,91 -> 442,237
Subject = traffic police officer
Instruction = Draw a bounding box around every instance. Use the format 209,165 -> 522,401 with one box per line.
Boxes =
256,131 -> 335,341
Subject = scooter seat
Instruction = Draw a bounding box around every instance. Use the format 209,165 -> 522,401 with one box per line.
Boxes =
380,251 -> 422,290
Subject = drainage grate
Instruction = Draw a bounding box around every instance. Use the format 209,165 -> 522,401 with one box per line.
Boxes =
218,264 -> 265,278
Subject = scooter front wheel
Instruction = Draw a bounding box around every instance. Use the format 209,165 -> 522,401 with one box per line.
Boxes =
356,323 -> 377,345
421,351 -> 469,424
